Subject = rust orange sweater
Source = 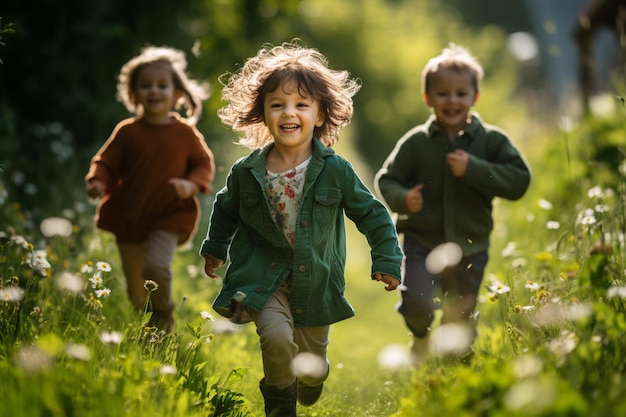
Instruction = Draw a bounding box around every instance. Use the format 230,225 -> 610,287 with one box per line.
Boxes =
86,114 -> 215,244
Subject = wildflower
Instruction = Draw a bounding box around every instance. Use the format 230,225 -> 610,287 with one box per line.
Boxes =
80,263 -> 94,274
538,199 -> 553,210
546,221 -> 560,230
25,250 -> 51,277
607,285 -> 626,299
547,330 -> 577,355
56,272 -> 84,294
87,293 -> 103,310
581,214 -> 597,225
200,311 -> 215,321
10,235 -> 31,250
96,261 -> 111,272
100,330 -> 123,345
511,258 -> 527,269
89,273 -> 103,289
144,280 -> 159,292
95,288 -> 111,298
487,280 -> 511,295
0,286 -> 25,302
521,305 -> 535,312
525,281 -> 541,291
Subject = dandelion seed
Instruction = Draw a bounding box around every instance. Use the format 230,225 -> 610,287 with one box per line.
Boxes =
425,242 -> 462,274
56,272 -> 84,294
96,261 -> 111,272
15,345 -> 53,373
100,330 -> 123,345
525,281 -> 541,291
200,311 -> 215,321
546,221 -> 560,230
95,288 -> 111,298
144,280 -> 159,292
501,241 -> 517,257
512,354 -> 543,378
429,323 -> 474,358
160,364 -> 177,375
291,352 -> 328,379
538,199 -> 553,210
65,343 -> 91,361
40,217 -> 73,237
0,286 -> 25,302
377,344 -> 412,370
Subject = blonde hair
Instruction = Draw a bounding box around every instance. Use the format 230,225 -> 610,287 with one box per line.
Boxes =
218,40 -> 361,149
421,43 -> 484,94
116,45 -> 210,125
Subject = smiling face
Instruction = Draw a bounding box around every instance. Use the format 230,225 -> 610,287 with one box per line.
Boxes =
263,78 -> 325,152
423,67 -> 479,138
133,61 -> 181,124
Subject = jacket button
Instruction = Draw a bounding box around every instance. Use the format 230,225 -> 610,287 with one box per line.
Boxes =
270,262 -> 277,269
300,220 -> 308,227
295,308 -> 303,314
298,265 -> 306,272
255,287 -> 263,293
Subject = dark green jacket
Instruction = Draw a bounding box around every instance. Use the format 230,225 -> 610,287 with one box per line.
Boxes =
375,114 -> 531,256
200,137 -> 402,327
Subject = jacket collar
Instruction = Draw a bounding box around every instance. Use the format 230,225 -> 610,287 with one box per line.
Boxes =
241,137 -> 334,169
425,112 -> 482,139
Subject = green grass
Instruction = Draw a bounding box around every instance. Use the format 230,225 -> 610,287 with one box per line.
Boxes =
2,110 -> 626,416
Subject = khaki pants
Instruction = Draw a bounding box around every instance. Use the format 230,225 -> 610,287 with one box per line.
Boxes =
117,230 -> 177,332
254,284 -> 330,390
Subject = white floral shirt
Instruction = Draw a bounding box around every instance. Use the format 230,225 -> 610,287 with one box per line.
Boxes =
265,157 -> 310,246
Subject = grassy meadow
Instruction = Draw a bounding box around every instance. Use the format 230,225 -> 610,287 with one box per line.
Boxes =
2,106 -> 626,416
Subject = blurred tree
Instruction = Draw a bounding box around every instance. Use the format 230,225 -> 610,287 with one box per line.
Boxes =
0,0 -> 523,231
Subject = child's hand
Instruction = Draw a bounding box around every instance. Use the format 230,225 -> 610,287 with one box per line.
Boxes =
405,184 -> 424,213
203,254 -> 224,279
374,273 -> 400,291
169,178 -> 200,199
447,150 -> 469,177
87,179 -> 107,199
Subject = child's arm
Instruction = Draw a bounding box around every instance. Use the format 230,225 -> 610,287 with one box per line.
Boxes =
373,272 -> 400,291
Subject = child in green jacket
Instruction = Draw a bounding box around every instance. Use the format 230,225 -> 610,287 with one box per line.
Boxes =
200,41 -> 402,417
375,43 -> 531,364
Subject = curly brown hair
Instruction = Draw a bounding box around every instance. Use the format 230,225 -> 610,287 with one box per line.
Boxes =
421,43 -> 484,95
218,40 -> 361,149
116,45 -> 210,125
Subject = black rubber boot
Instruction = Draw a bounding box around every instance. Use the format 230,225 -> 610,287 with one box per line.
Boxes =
259,378 -> 297,417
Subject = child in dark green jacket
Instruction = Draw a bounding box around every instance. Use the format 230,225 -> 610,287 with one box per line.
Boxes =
201,41 -> 403,417
375,43 -> 531,364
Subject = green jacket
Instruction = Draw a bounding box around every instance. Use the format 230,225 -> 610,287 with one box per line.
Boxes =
200,137 -> 403,327
375,114 -> 531,256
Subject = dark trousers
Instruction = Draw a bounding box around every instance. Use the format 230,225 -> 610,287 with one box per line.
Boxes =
397,235 -> 488,338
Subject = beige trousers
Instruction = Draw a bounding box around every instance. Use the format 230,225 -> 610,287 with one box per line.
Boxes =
117,230 -> 177,332
254,284 -> 330,390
